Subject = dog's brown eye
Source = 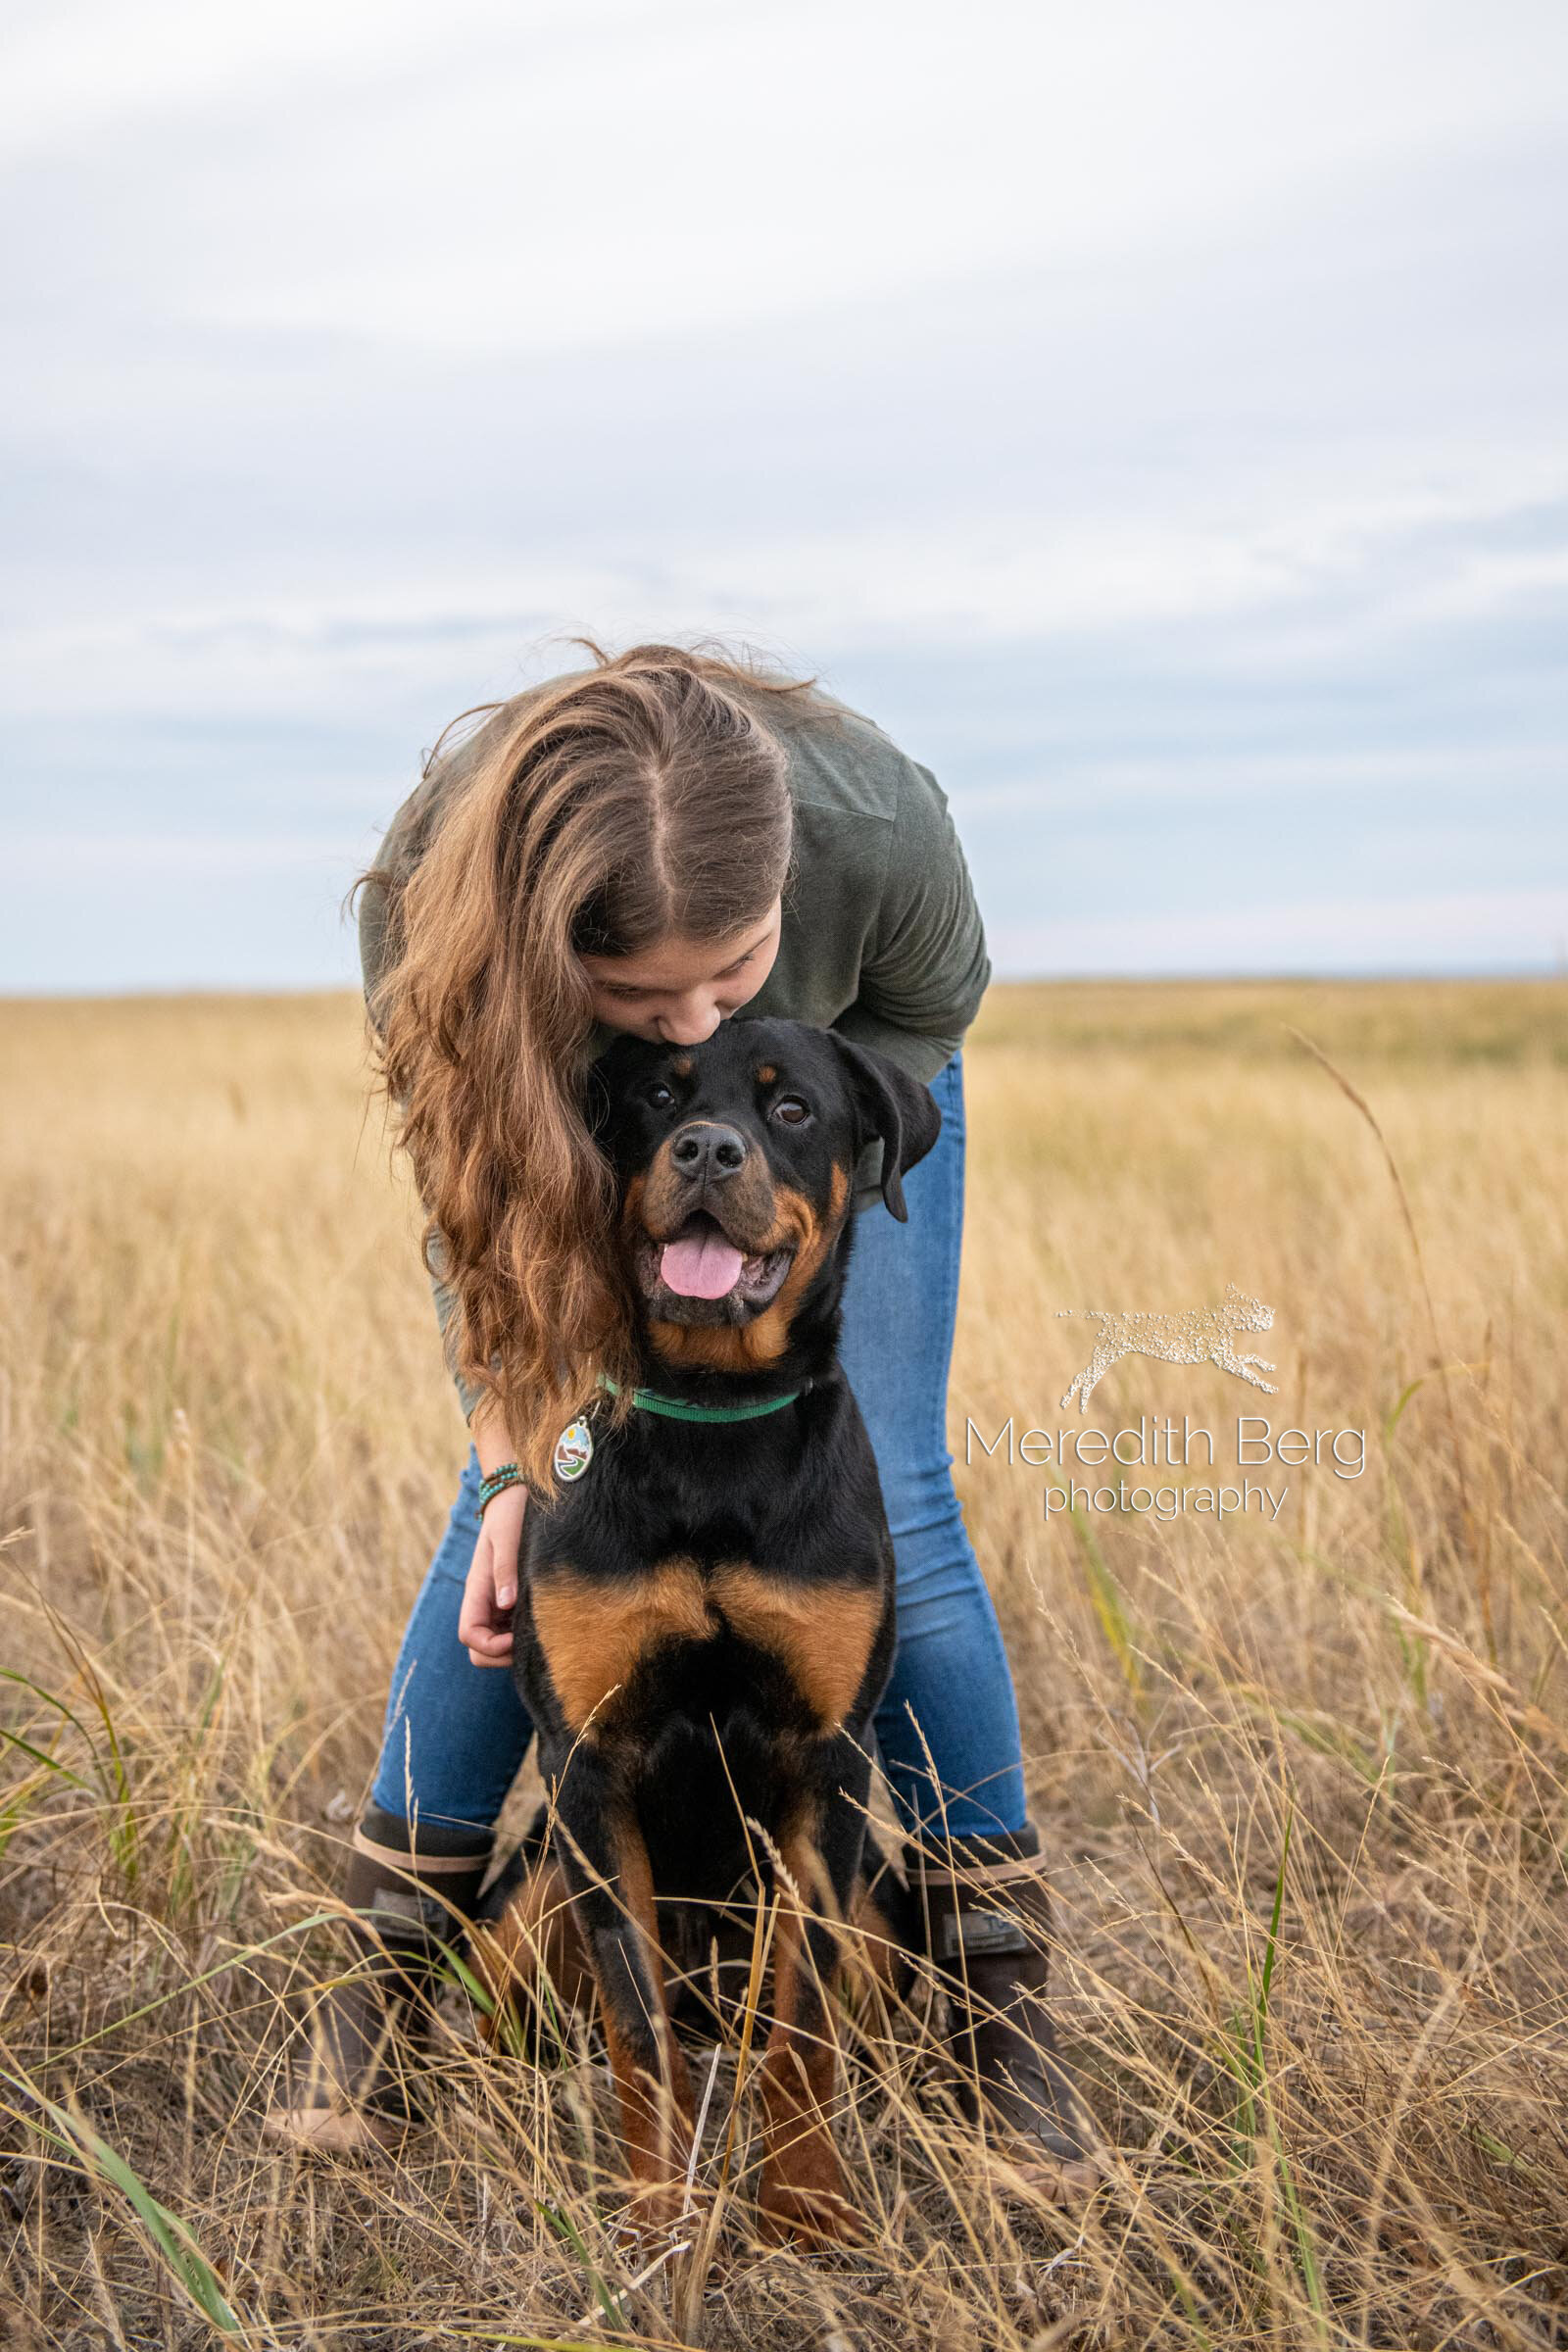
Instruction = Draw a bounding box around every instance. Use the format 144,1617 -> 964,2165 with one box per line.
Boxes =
771,1097 -> 810,1125
647,1083 -> 675,1110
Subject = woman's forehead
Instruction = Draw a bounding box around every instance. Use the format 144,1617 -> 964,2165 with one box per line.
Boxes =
578,903 -> 779,990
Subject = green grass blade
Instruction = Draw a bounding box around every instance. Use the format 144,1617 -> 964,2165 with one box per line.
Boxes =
1065,1498 -> 1144,1692
13,2079 -> 241,2332
534,2196 -> 623,2333
0,1724 -> 92,1788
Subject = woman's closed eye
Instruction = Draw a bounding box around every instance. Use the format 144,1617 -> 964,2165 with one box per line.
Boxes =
602,947 -> 756,1004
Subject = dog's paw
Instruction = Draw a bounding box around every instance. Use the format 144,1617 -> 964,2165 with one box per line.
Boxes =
986,2137 -> 1107,2210
261,2100 -> 405,2157
611,2175 -> 700,2248
757,2172 -> 868,2250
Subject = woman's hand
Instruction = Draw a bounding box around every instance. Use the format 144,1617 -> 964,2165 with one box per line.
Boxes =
459,1483 -> 528,1668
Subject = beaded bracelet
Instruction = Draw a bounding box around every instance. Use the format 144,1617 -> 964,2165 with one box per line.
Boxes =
477,1462 -> 525,1511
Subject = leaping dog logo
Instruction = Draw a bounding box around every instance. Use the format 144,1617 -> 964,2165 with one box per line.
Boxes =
1057,1283 -> 1279,1412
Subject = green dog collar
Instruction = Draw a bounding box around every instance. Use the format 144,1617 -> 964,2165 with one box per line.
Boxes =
598,1374 -> 812,1424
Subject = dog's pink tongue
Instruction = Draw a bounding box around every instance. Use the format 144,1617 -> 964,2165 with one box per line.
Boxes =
662,1227 -> 745,1299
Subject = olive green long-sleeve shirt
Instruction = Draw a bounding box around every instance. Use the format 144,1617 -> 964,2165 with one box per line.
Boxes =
360,674 -> 991,1418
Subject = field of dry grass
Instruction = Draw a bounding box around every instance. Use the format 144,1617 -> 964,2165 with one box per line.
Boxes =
2,977 -> 1565,2350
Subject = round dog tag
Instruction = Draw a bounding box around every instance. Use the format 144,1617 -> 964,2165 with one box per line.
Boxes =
553,1417 -> 595,1483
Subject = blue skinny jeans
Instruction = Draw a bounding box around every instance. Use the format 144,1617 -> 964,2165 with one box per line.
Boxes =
369,1048 -> 1028,1845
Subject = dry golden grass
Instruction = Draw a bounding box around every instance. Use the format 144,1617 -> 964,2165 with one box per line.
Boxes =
2,977 -> 1566,2349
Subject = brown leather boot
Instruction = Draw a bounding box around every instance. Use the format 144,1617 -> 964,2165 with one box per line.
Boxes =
264,1804 -> 493,2153
905,1821 -> 1102,2202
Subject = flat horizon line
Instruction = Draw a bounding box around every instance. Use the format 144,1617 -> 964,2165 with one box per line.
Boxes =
3,965 -> 1565,1007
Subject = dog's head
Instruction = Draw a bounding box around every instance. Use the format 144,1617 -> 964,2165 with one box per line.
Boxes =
588,1018 -> 942,1371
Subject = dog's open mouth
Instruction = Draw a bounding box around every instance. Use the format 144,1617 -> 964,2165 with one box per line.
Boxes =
633,1211 -> 794,1322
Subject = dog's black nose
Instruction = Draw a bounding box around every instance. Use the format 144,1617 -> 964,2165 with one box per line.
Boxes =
670,1121 -> 749,1183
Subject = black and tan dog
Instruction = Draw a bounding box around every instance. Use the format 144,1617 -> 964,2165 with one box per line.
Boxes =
475,1016 -> 941,2245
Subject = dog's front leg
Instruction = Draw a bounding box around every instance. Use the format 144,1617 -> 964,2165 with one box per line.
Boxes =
757,1742 -> 870,2248
549,1755 -> 695,2228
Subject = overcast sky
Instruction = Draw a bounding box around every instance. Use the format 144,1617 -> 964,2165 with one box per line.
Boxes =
4,0 -> 1565,990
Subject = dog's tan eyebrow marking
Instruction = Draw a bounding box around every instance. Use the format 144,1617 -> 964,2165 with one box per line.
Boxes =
755,1063 -> 777,1085
670,1053 -> 694,1077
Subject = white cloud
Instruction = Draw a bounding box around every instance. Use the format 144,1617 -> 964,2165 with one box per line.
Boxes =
959,743 -> 1568,815
4,466 -> 1564,727
13,2 -> 1568,357
0,0 -> 637,161
3,0 -> 1564,986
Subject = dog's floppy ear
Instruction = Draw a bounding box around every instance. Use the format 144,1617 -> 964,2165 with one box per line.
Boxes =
827,1034 -> 943,1222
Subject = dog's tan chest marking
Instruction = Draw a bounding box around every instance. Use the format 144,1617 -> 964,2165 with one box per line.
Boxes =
531,1554 -> 880,1734
532,1558 -> 713,1732
710,1563 -> 881,1729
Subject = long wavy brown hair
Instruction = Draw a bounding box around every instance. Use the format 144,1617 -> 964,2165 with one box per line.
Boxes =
358,635 -> 843,1492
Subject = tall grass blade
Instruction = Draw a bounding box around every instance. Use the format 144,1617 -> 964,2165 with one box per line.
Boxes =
15,2079 -> 241,2332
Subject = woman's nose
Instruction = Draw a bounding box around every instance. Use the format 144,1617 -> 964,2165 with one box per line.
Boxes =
657,998 -> 721,1046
